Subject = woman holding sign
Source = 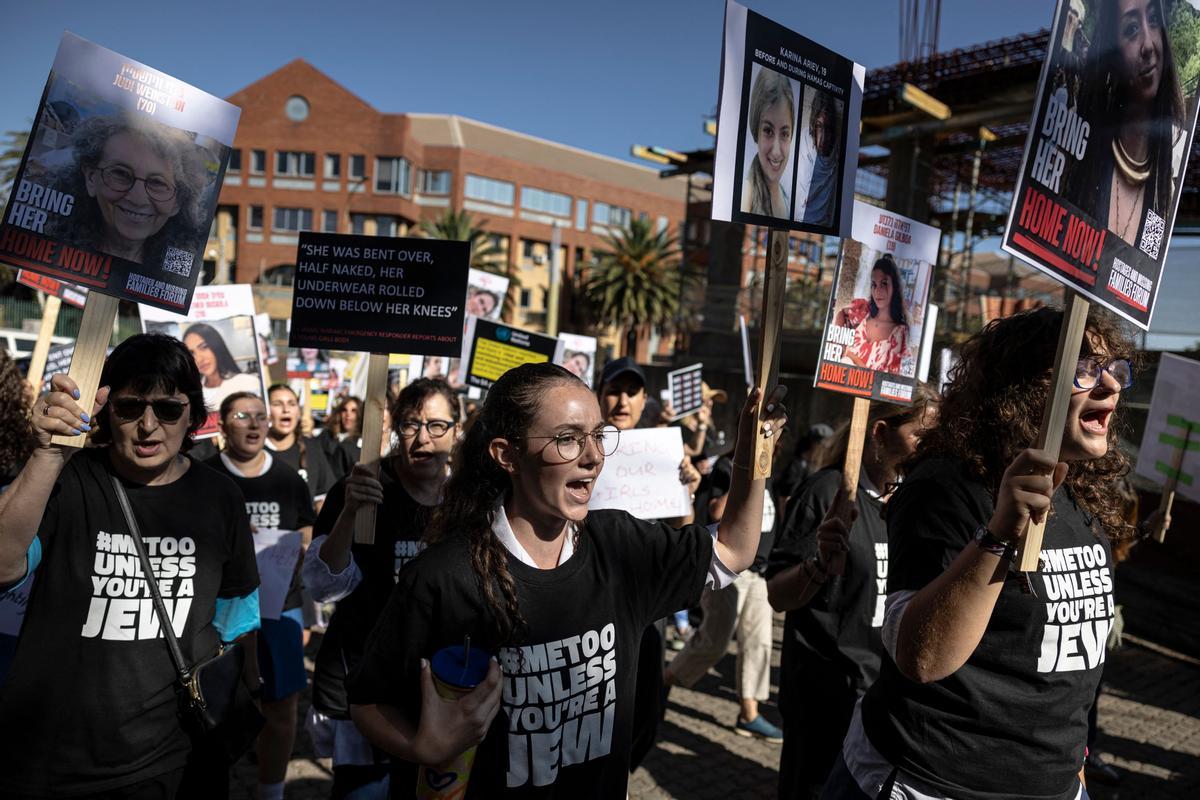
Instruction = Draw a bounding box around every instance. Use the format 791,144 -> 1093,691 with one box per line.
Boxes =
822,307 -> 1135,800
347,362 -> 786,797
767,387 -> 938,799
205,392 -> 315,800
0,333 -> 260,798
303,378 -> 460,798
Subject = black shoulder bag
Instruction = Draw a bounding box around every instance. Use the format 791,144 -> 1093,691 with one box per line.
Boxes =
110,472 -> 265,763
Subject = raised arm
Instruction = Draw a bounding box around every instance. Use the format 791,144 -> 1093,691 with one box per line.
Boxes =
714,385 -> 788,573
0,375 -> 108,584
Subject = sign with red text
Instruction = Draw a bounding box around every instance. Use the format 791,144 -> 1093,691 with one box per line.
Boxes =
588,427 -> 690,519
0,32 -> 239,313
814,200 -> 937,404
16,269 -> 87,308
288,232 -> 469,357
1001,0 -> 1200,330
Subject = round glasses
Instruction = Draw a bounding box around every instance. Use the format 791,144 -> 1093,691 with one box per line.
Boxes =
97,164 -> 177,202
111,397 -> 189,423
1074,358 -> 1133,390
528,426 -> 621,462
398,419 -> 455,438
227,411 -> 270,426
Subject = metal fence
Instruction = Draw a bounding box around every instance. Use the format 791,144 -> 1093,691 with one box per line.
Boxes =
0,297 -> 141,342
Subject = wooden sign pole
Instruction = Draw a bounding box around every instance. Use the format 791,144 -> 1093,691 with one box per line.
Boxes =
50,293 -> 119,448
752,229 -> 789,479
26,295 -> 62,395
841,397 -> 872,503
353,352 -> 391,544
1016,292 -> 1090,571
1153,421 -> 1192,543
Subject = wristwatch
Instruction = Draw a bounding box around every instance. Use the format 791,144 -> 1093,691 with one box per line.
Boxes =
973,524 -> 1016,561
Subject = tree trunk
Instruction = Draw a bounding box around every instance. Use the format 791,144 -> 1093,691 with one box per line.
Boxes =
624,326 -> 638,358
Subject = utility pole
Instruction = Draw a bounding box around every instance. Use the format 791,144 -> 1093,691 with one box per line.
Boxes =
547,221 -> 562,336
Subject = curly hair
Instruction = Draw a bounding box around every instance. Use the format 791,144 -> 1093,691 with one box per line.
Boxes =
0,350 -> 36,478
913,306 -> 1138,541
425,362 -> 584,644
43,112 -> 212,265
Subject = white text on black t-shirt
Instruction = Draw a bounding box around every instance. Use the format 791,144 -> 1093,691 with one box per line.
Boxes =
499,623 -> 618,788
394,539 -> 423,581
872,541 -> 888,628
1036,543 -> 1114,673
81,531 -> 196,641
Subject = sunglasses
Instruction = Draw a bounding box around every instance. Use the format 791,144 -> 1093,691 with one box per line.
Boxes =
110,397 -> 190,424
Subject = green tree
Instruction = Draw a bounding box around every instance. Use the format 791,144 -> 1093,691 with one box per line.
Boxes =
417,208 -> 518,316
585,218 -> 692,356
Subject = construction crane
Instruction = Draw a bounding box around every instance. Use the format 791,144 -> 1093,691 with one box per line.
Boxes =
899,0 -> 941,63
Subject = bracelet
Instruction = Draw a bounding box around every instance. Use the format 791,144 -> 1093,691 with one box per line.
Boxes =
973,525 -> 1016,561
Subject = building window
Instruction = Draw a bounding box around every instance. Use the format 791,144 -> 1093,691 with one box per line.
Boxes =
520,186 -> 571,217
250,150 -> 266,174
325,154 -> 341,178
594,202 -> 631,229
273,207 -> 313,232
350,155 -> 366,180
638,211 -> 649,222
323,210 -> 338,232
657,216 -> 669,234
276,151 -> 315,177
227,149 -> 241,173
519,289 -> 531,308
575,200 -> 588,230
420,169 -> 452,194
350,214 -> 402,237
464,174 -> 514,206
248,205 -> 263,230
375,157 -> 412,195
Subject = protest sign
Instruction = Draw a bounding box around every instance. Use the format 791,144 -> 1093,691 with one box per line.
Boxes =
255,313 -> 278,367
457,317 -> 563,390
29,341 -> 76,396
589,427 -> 690,520
466,268 -> 509,321
711,0 -> 864,237
1001,0 -> 1200,330
1135,354 -> 1200,540
814,200 -> 937,404
557,332 -> 598,388
0,32 -> 239,313
141,284 -> 266,438
252,529 -> 303,621
289,232 -> 469,357
17,269 -> 87,308
668,363 -> 705,420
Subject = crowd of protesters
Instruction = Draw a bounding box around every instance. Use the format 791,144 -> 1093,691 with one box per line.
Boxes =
0,304 -> 1175,800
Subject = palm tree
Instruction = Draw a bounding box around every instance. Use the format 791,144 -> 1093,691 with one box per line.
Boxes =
418,208 -> 518,316
585,217 -> 692,357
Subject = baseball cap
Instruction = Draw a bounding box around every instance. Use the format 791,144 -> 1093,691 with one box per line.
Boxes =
599,357 -> 646,389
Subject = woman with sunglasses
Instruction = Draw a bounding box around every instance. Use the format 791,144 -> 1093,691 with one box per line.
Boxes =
303,378 -> 460,798
0,334 -> 260,799
822,308 -> 1135,800
45,111 -> 212,266
347,362 -> 786,797
205,392 -> 315,800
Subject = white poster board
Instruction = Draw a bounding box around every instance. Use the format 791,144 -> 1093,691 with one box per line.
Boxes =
1135,353 -> 1200,504
589,427 -> 690,519
253,529 -> 303,621
466,268 -> 510,321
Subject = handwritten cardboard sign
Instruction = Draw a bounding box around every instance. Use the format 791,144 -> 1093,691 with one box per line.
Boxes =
589,427 -> 690,520
253,529 -> 303,621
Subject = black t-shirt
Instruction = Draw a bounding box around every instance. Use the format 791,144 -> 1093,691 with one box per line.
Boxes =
768,468 -> 888,694
861,459 -> 1114,800
203,454 -> 316,612
0,448 -> 259,796
271,435 -> 337,501
311,458 -> 431,718
347,510 -> 714,798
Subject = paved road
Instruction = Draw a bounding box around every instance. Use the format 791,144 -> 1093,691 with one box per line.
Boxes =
234,620 -> 1200,799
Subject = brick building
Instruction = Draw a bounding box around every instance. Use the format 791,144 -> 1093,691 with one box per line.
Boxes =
206,59 -> 691,359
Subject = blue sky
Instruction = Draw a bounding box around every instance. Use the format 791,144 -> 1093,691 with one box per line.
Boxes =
1,0 -> 1058,163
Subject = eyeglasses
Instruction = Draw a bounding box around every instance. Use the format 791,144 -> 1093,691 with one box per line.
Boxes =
397,419 -> 455,438
1073,357 -> 1133,390
527,426 -> 621,462
96,164 -> 177,202
111,397 -> 189,423
227,411 -> 269,426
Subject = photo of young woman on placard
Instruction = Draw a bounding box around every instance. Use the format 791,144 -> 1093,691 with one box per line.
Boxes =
739,64 -> 800,220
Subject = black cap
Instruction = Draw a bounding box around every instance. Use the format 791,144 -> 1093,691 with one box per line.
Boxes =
599,356 -> 646,388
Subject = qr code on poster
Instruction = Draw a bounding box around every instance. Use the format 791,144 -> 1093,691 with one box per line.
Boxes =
1139,209 -> 1164,260
161,246 -> 193,278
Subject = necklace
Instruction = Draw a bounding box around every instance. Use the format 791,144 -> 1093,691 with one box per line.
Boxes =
1112,136 -> 1150,184
1113,175 -> 1140,241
